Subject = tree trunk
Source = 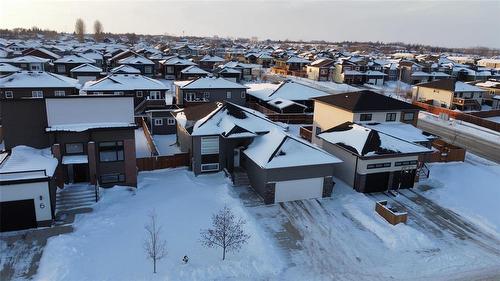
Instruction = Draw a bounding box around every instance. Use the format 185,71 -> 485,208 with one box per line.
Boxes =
153,258 -> 157,273
222,246 -> 226,260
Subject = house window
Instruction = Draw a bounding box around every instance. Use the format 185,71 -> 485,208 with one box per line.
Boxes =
99,141 -> 124,162
395,160 -> 418,167
30,64 -> 42,71
204,92 -> 210,100
65,143 -> 84,154
201,163 -> 219,172
114,91 -> 124,95
57,65 -> 66,73
166,66 -> 174,74
403,112 -> 415,121
136,91 -> 143,98
150,91 -> 161,100
186,92 -> 195,101
201,136 -> 219,155
386,113 -> 397,122
100,173 -> 125,184
94,92 -> 103,95
241,91 -> 246,99
367,162 -> 391,169
360,114 -> 372,121
5,91 -> 13,98
226,92 -> 232,99
55,90 -> 66,96
144,66 -> 153,74
154,118 -> 163,126
167,117 -> 175,125
32,90 -> 43,98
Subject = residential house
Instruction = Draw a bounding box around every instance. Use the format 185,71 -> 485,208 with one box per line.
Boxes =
174,77 -> 248,107
1,55 -> 51,71
53,55 -> 96,77
69,63 -> 103,84
81,74 -> 168,108
159,57 -> 196,80
179,65 -> 210,80
307,58 -> 335,81
0,62 -> 21,76
145,106 -> 178,135
117,55 -> 155,77
110,65 -> 141,75
0,71 -> 80,100
413,78 -> 485,111
22,47 -> 61,61
172,102 -> 342,204
198,54 -> 225,71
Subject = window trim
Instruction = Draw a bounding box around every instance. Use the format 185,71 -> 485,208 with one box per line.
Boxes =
54,90 -> 66,97
226,91 -> 232,99
136,90 -> 143,98
386,112 -> 397,122
201,136 -> 219,155
367,162 -> 392,169
65,142 -> 85,155
5,91 -> 13,99
395,160 -> 418,167
167,117 -> 175,125
201,163 -> 219,172
403,112 -> 415,121
32,90 -> 43,98
154,118 -> 163,126
100,173 -> 126,184
113,91 -> 124,95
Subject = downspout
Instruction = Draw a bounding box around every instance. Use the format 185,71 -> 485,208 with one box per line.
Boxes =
353,155 -> 359,190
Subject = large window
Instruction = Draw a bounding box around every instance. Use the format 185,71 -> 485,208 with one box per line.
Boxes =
100,173 -> 125,184
166,66 -> 174,74
386,113 -> 397,122
99,141 -> 124,162
55,90 -> 66,96
57,65 -> 66,73
403,112 -> 414,121
144,66 -> 153,74
360,114 -> 372,121
201,136 -> 219,155
32,90 -> 43,98
367,163 -> 391,169
65,143 -> 84,154
149,91 -> 161,100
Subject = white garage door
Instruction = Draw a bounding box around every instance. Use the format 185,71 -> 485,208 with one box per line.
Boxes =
274,177 -> 323,203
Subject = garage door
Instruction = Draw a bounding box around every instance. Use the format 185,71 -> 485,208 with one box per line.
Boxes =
364,172 -> 390,193
0,199 -> 37,232
77,76 -> 97,84
275,177 -> 323,203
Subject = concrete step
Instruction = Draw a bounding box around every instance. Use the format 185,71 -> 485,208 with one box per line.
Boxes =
56,185 -> 97,214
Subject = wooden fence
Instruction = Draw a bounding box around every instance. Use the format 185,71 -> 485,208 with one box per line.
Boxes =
248,102 -> 314,124
136,153 -> 190,171
139,117 -> 159,156
299,126 -> 313,142
420,139 -> 466,163
413,101 -> 500,132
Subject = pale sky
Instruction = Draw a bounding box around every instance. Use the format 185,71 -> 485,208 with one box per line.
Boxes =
1,0 -> 499,48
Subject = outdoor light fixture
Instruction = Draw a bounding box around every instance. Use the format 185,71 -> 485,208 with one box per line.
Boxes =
40,203 -> 46,209
39,195 -> 43,200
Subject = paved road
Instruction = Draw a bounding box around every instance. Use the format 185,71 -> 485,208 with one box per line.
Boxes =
417,117 -> 500,163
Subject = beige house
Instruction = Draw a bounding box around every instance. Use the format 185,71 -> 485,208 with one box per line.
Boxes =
412,78 -> 485,111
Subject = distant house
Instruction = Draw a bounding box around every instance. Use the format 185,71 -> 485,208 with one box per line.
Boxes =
69,63 -> 103,84
54,55 -> 96,77
0,71 -> 80,99
0,62 -> 21,75
81,74 -> 168,108
179,65 -> 210,80
332,58 -> 369,85
272,56 -> 310,77
159,57 -> 196,80
198,54 -> 225,71
1,55 -> 51,71
172,102 -> 342,204
413,78 -> 485,111
117,55 -> 155,77
306,58 -> 335,81
22,47 -> 61,61
145,107 -> 178,135
110,65 -> 141,75
174,77 -> 248,107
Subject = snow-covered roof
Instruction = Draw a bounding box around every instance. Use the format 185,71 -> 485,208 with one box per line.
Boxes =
55,54 -> 95,64
161,57 -> 196,66
0,62 -> 21,72
180,65 -> 210,75
243,128 -> 342,169
0,146 -> 58,179
70,63 -> 102,73
118,55 -> 154,65
179,77 -> 248,90
268,80 -> 329,101
363,122 -> 436,143
454,81 -> 485,92
245,83 -> 281,100
110,64 -> 141,74
365,70 -> 387,76
0,71 -> 80,89
200,55 -> 225,62
82,74 -> 167,91
2,55 -> 50,64
318,123 -> 431,157
46,122 -> 136,132
411,71 -> 431,77
286,56 -> 311,64
267,98 -> 306,110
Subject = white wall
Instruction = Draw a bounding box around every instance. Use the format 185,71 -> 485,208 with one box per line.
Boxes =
357,155 -> 419,174
46,97 -> 134,126
0,181 -> 52,222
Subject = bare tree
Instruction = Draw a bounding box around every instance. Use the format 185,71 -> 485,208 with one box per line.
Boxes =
93,20 -> 103,42
200,206 -> 250,260
143,210 -> 167,273
75,18 -> 85,43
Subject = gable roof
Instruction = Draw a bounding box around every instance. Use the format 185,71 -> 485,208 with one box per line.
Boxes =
118,55 -> 154,65
180,65 -> 210,75
82,74 -> 167,92
55,54 -> 95,64
179,77 -> 248,90
70,63 -> 102,73
416,78 -> 485,92
314,90 -> 420,112
0,62 -> 21,73
0,71 -> 80,89
110,64 -> 141,74
318,122 -> 431,157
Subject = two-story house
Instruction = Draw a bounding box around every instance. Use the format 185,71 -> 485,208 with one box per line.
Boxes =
174,77 -> 248,107
53,55 -> 96,77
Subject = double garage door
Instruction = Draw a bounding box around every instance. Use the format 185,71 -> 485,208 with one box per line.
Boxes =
274,177 -> 323,203
0,199 -> 37,232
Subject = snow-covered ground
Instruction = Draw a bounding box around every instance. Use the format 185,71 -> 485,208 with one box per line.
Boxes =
419,153 -> 500,233
35,169 -> 284,281
135,128 -> 152,158
485,116 -> 500,123
32,155 -> 500,281
152,134 -> 181,156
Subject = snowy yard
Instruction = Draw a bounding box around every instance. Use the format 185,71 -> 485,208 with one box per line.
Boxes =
485,116 -> 500,123
152,134 -> 181,156
135,128 -> 152,158
27,153 -> 500,281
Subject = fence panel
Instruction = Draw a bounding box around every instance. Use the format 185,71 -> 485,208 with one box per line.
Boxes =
137,153 -> 190,171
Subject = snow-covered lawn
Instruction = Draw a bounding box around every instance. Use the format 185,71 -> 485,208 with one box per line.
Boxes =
485,116 -> 500,123
419,153 -> 500,234
33,155 -> 500,280
135,128 -> 152,158
152,134 -> 181,156
34,169 -> 283,281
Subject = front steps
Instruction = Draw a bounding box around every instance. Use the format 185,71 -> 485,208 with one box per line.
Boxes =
232,169 -> 250,186
56,184 -> 97,214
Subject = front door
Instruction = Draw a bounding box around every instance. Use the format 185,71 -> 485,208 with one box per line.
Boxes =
233,148 -> 240,167
73,164 -> 89,183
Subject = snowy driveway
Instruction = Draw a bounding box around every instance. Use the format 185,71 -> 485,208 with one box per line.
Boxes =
244,180 -> 500,281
